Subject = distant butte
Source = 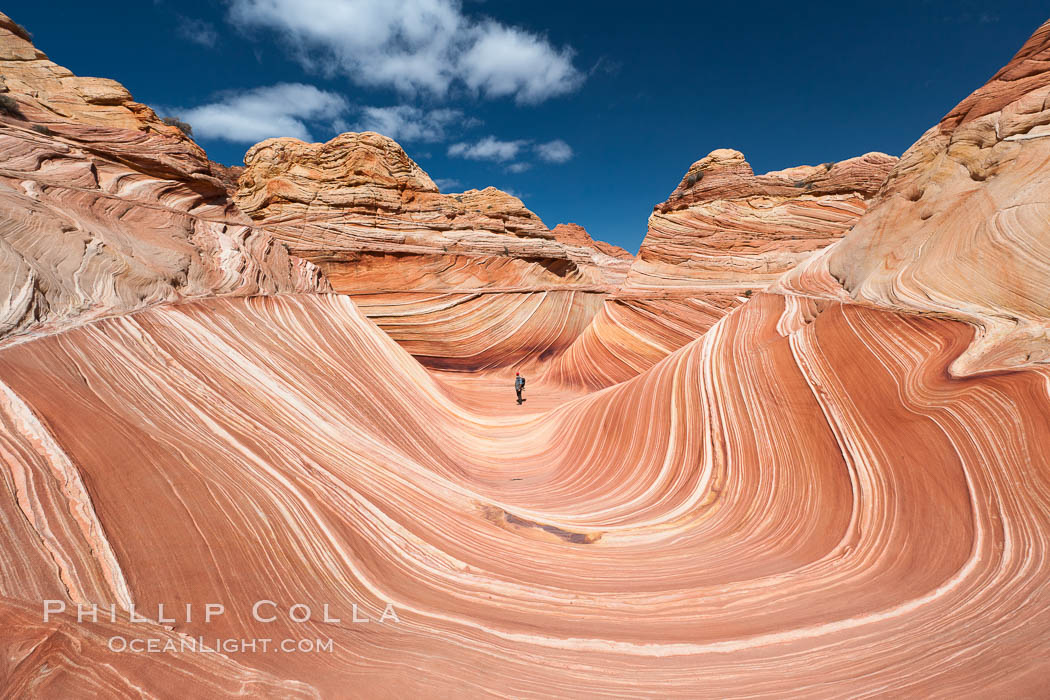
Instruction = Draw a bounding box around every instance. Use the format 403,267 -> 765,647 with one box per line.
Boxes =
234,131 -> 631,292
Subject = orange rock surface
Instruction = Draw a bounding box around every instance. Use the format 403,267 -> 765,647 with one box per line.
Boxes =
235,132 -> 631,291
1,12 -> 1050,700
541,149 -> 897,388
2,291 -> 1049,697
234,131 -> 632,369
551,222 -> 633,261
626,148 -> 896,292
0,13 -> 325,346
777,18 -> 1050,378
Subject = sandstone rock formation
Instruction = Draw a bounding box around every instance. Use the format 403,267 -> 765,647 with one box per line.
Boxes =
0,13 -> 235,200
235,131 -> 632,368
627,148 -> 896,292
235,132 -> 631,291
0,13 -> 326,345
540,149 -> 897,388
777,18 -> 1050,377
2,290 -> 1049,697
2,11 -> 1050,700
551,222 -> 633,261
229,126 -> 890,379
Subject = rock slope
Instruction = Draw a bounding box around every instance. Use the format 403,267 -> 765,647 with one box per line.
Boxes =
0,12 -> 326,345
235,131 -> 632,368
542,149 -> 897,388
1,289 -> 1048,697
777,18 -> 1050,377
2,12 -> 1050,700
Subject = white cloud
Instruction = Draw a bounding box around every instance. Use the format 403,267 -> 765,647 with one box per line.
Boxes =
227,0 -> 584,103
535,139 -> 572,163
433,177 -> 461,191
506,162 -> 531,173
176,83 -> 349,143
355,105 -> 464,143
177,16 -> 219,48
458,22 -> 583,104
448,136 -> 527,162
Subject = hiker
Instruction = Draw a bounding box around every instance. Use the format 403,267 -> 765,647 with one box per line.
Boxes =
515,372 -> 526,404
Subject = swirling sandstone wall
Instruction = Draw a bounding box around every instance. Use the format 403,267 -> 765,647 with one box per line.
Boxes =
0,12 -> 326,346
1,291 -> 1048,697
777,18 -> 1050,378
1,11 -> 1050,700
234,131 -> 633,369
541,149 -> 897,388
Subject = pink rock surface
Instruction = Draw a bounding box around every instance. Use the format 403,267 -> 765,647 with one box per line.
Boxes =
539,150 -> 897,388
777,18 -> 1050,377
234,131 -> 631,369
0,13 -> 327,345
1,12 -> 1050,700
0,293 -> 1048,697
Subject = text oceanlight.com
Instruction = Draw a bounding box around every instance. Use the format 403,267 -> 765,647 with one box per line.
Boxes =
42,600 -> 400,654
109,636 -> 336,654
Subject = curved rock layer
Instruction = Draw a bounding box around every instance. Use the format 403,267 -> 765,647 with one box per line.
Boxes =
352,290 -> 605,371
537,151 -> 897,389
234,131 -> 632,369
551,222 -> 633,262
537,292 -> 741,389
228,110 -> 891,380
0,293 -> 1048,697
2,12 -> 1050,699
0,15 -> 326,345
778,18 -> 1050,378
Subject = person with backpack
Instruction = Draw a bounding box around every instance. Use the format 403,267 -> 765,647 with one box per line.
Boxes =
515,373 -> 526,404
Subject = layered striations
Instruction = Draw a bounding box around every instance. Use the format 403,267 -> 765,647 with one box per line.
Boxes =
0,13 -> 241,198
0,13 -> 326,345
777,19 -> 1050,377
626,148 -> 897,292
542,149 -> 897,388
235,131 -> 632,368
235,132 -> 632,291
551,222 -> 633,262
1,291 -> 1048,697
2,12 -> 1050,700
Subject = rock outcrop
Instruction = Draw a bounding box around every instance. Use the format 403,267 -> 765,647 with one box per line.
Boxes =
541,149 -> 897,388
0,13 -> 234,203
3,11 -> 1050,700
235,131 -> 632,369
235,132 -> 631,291
0,12 -> 326,345
777,18 -> 1050,377
627,148 -> 897,292
551,222 -> 633,261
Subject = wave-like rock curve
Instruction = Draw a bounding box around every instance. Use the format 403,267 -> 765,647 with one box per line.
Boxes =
0,293 -> 1047,696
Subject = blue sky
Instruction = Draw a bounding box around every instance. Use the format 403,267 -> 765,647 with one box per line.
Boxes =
8,1 -> 1048,252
